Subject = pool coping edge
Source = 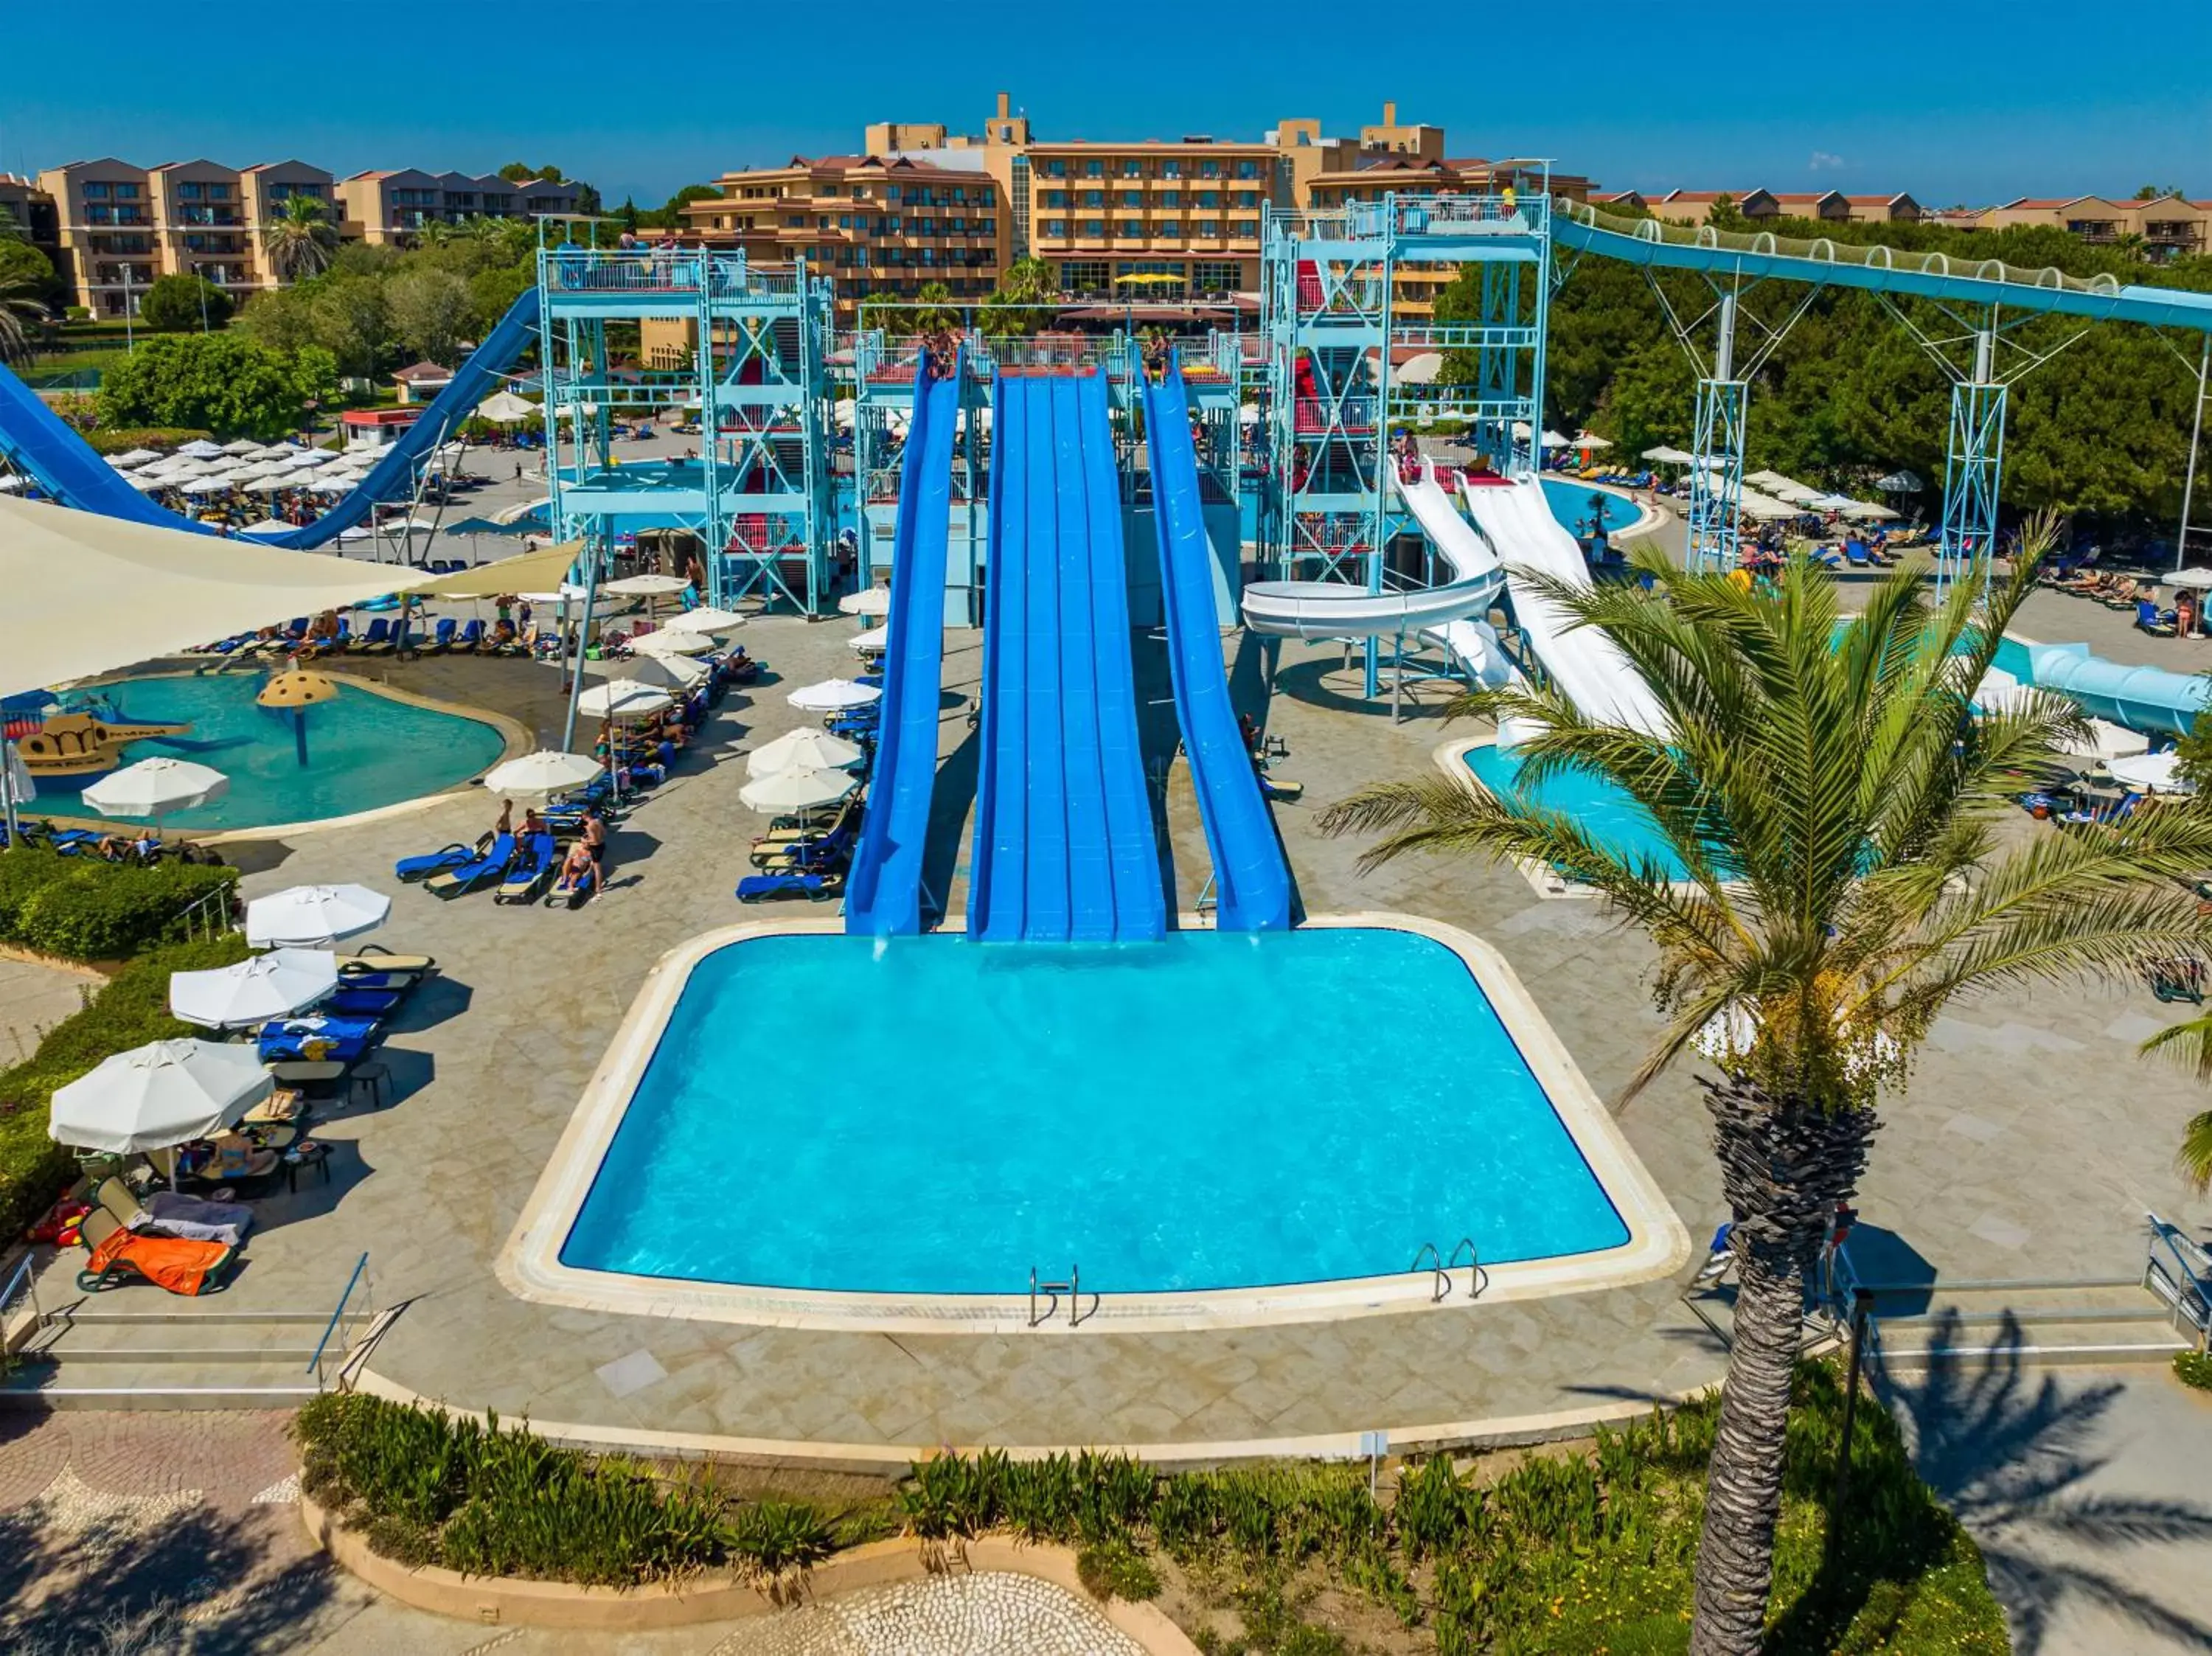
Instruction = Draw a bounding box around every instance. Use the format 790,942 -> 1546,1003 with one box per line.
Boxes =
492,912 -> 1691,1337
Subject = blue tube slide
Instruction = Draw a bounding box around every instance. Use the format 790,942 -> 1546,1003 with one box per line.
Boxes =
968,371 -> 1164,943
2026,641 -> 2211,737
1143,365 -> 1292,932
0,291 -> 540,551
845,352 -> 961,936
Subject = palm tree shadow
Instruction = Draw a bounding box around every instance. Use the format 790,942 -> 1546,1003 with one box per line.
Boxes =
1796,1311 -> 2212,1653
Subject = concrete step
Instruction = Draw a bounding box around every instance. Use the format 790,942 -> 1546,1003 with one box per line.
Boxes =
1874,1308 -> 2191,1370
0,1301 -> 361,1408
0,1358 -> 323,1409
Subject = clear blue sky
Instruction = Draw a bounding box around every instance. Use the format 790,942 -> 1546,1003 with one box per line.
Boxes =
6,0 -> 2207,209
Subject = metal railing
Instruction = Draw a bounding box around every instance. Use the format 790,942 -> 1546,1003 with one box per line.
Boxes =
1029,1264 -> 1096,1328
306,1252 -> 372,1388
541,250 -> 808,300
0,1252 -> 46,1371
1269,194 -> 1545,243
1411,1238 -> 1487,1303
1555,198 -> 2122,296
170,882 -> 237,944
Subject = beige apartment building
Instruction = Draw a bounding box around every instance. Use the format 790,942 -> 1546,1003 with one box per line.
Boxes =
683,96 -> 1588,321
334,170 -> 580,245
1644,189 -> 1924,226
1966,194 -> 2209,259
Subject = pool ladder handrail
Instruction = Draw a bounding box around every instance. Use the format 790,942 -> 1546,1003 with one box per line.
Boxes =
1029,1264 -> 1099,1328
1411,1237 -> 1488,1303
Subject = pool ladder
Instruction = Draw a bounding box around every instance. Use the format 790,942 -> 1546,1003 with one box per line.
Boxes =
1029,1264 -> 1099,1329
1412,1238 -> 1488,1304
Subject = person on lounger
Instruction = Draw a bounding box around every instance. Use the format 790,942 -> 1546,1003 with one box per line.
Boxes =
554,839 -> 600,902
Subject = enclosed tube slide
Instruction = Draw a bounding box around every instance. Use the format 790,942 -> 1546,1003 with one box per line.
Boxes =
844,352 -> 960,936
2023,642 -> 2211,737
0,292 -> 541,551
1142,365 -> 1293,933
1455,477 -> 1670,738
1240,462 -> 1511,686
967,371 -> 1165,943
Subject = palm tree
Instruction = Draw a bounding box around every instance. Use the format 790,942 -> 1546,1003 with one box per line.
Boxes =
0,268 -> 49,368
261,194 -> 337,282
2135,1005 -> 2212,1189
1321,528 -> 2212,1655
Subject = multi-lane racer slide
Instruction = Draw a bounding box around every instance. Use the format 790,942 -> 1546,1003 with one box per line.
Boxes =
1239,460 -> 1512,687
0,291 -> 540,552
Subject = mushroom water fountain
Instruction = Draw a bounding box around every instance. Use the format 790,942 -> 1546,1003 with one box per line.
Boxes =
256,669 -> 341,767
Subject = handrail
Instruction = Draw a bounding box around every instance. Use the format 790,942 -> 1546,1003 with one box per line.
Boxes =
1444,1236 -> 1489,1301
1029,1264 -> 1093,1328
307,1251 -> 370,1384
0,1251 -> 44,1351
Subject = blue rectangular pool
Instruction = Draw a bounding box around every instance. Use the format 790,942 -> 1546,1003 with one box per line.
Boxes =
560,928 -> 1630,1297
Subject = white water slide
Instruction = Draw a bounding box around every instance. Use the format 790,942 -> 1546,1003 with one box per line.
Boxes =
1456,477 -> 1670,738
1239,462 -> 1512,686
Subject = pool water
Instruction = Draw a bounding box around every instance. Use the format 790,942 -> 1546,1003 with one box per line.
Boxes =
1539,477 -> 1640,538
1463,745 -> 1693,881
37,673 -> 507,829
561,929 -> 1630,1295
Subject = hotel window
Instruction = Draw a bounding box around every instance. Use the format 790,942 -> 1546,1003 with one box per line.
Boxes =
209,183 -> 231,200
1063,260 -> 1107,291
1084,159 -> 1104,177
1119,191 -> 1141,208
1046,159 -> 1066,177
1117,220 -> 1141,238
1197,219 -> 1220,237
84,182 -> 110,198
1045,218 -> 1066,236
179,182 -> 204,200
1161,161 -> 1181,179
1235,191 -> 1259,208
1082,218 -> 1105,237
1082,189 -> 1103,208
1043,190 -> 1065,208
1160,190 -> 1181,207
114,183 -> 140,199
1235,161 -> 1258,179
1231,219 -> 1258,237
1196,191 -> 1220,208
1120,159 -> 1143,178
1198,161 -> 1220,178
1193,260 -> 1238,291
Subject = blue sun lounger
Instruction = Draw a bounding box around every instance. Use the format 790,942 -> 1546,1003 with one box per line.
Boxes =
737,869 -> 844,904
357,618 -> 394,654
393,833 -> 491,883
494,832 -> 557,904
423,833 -> 514,897
426,618 -> 458,653
326,987 -> 405,1018
454,619 -> 486,653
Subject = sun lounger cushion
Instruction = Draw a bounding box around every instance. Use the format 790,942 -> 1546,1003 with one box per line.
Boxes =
136,1189 -> 254,1248
80,1225 -> 236,1295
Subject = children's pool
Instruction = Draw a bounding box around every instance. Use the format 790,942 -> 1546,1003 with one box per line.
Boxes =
37,673 -> 507,830
557,928 -> 1633,1300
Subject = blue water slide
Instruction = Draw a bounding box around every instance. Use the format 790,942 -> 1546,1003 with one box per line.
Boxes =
1554,206 -> 2212,333
968,370 -> 1164,943
1143,365 -> 1292,933
0,291 -> 541,549
845,352 -> 961,936
2025,642 -> 2211,737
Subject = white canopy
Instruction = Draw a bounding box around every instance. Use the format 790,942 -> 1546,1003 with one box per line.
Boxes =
49,1038 -> 272,1155
244,476 -> 294,495
745,728 -> 863,779
739,765 -> 858,813
2108,750 -> 2191,794
125,473 -> 169,493
1539,429 -> 1571,449
245,883 -> 391,948
838,587 -> 893,617
787,678 -> 882,712
576,681 -> 675,720
169,948 -> 338,1031
80,757 -> 229,820
477,391 -> 539,423
1573,431 -> 1613,450
2061,719 -> 2151,762
483,749 -> 604,796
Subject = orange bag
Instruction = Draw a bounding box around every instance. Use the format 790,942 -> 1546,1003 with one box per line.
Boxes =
84,1227 -> 232,1296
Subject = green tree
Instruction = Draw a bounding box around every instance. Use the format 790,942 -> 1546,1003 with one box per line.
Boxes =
978,256 -> 1058,337
310,274 -> 394,380
638,184 -> 720,230
467,262 -> 533,334
261,192 -> 337,282
96,333 -> 323,437
137,273 -> 234,333
0,266 -> 49,367
617,195 -> 640,234
385,267 -> 473,365
0,231 -> 62,310
1319,532 -> 2212,1655
235,283 -> 319,355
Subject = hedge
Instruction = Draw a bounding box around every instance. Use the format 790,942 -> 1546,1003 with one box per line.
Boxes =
0,846 -> 235,961
297,1365 -> 2011,1652
83,426 -> 215,456
0,932 -> 250,1241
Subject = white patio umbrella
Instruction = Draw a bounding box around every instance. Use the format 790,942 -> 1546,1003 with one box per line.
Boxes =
614,650 -> 708,690
630,628 -> 714,656
838,587 -> 893,617
478,391 -> 539,423
1875,470 -> 1922,493
0,475 -> 21,493
1395,351 -> 1444,386
2060,719 -> 2150,762
291,448 -> 336,466
81,758 -> 228,824
2167,568 -> 2212,591
1573,431 -> 1613,450
576,681 -> 675,720
745,728 -> 863,779
177,439 -> 226,459
739,765 -> 858,813
1641,445 -> 1694,464
170,948 -> 338,1031
126,473 -> 169,493
1840,501 -> 1900,521
1540,429 -> 1571,449
49,1038 -> 272,1157
246,883 -> 391,948
219,439 -> 261,457
111,448 -> 162,467
662,605 -> 747,634
181,476 -> 234,496
239,518 -> 296,536
604,573 -> 690,597
2108,751 -> 2190,794
788,678 -> 881,712
484,749 -> 604,796
848,623 -> 890,655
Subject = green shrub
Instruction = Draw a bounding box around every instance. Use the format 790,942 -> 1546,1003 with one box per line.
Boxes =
2175,1350 -> 2212,1391
0,847 -> 234,961
83,425 -> 214,456
0,932 -> 248,1239
1077,1538 -> 1161,1603
726,1497 -> 836,1582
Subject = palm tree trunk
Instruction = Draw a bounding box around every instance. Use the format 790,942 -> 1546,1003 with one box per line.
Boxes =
1688,1076 -> 1877,1656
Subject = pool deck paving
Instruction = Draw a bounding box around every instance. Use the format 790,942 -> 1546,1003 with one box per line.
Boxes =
18,599 -> 2212,1470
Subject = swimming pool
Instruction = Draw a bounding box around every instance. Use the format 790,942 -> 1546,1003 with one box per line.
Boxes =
521,919 -> 1684,1328
1461,743 -> 1693,882
37,672 -> 508,830
1539,477 -> 1641,538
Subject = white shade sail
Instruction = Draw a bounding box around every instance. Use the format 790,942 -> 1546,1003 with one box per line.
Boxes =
49,1038 -> 273,1155
80,758 -> 229,819
745,728 -> 863,779
245,883 -> 391,948
739,765 -> 859,812
169,948 -> 338,1031
787,678 -> 881,712
483,750 -> 604,796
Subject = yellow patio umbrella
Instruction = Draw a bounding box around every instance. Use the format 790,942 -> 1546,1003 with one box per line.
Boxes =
256,669 -> 341,767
